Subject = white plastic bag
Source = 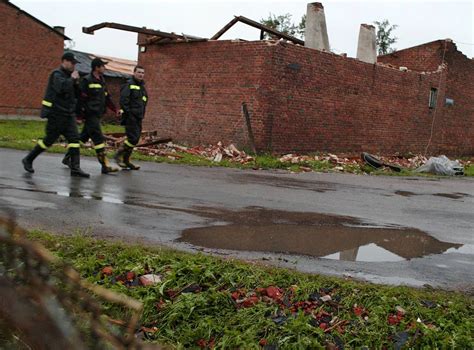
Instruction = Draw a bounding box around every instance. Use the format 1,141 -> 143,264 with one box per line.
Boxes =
415,155 -> 464,176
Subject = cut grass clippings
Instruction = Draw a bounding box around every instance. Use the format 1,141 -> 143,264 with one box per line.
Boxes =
28,231 -> 474,349
1,119 -> 473,176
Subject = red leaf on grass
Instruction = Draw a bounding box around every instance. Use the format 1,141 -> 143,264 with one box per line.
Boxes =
353,305 -> 365,316
266,286 -> 283,300
101,266 -> 113,276
387,313 -> 403,325
242,295 -> 259,308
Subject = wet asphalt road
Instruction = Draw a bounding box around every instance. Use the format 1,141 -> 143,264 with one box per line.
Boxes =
1,148 -> 473,291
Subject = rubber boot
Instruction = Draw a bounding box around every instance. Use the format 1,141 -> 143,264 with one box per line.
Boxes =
69,148 -> 90,178
22,145 -> 45,173
123,146 -> 140,170
114,144 -> 127,169
96,150 -> 119,174
62,149 -> 72,168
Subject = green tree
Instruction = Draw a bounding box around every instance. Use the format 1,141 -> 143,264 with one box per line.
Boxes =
297,14 -> 306,39
373,19 -> 398,55
260,13 -> 306,40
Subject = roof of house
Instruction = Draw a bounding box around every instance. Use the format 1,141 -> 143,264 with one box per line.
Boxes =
3,0 -> 70,40
65,49 -> 136,78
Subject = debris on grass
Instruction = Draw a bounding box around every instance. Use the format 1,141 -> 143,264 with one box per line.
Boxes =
139,274 -> 162,286
27,231 -> 474,349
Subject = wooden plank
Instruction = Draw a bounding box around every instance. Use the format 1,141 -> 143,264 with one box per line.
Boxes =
82,22 -> 181,39
236,16 -> 305,45
136,137 -> 172,148
211,17 -> 240,40
242,102 -> 257,154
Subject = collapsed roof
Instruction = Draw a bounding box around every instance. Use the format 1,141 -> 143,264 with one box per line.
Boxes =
81,16 -> 304,46
65,49 -> 136,78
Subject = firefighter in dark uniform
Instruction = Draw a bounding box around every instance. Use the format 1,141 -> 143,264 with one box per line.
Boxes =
62,58 -> 120,174
115,65 -> 148,170
22,52 -> 89,178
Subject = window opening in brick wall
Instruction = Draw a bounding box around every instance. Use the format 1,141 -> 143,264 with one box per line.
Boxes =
429,88 -> 438,109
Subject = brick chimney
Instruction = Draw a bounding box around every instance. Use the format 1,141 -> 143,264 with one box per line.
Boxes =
356,24 -> 377,63
53,26 -> 65,36
304,2 -> 330,51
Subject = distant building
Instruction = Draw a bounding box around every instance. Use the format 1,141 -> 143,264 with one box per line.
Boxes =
0,0 -> 68,118
65,49 -> 136,120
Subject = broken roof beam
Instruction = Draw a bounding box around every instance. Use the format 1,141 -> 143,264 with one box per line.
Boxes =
145,33 -> 207,45
82,22 -> 180,40
210,17 -> 240,40
211,16 -> 304,46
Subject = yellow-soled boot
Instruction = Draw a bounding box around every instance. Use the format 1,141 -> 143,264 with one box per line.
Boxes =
97,150 -> 119,174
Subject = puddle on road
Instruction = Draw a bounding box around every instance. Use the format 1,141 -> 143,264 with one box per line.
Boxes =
178,208 -> 463,262
1,184 -> 124,205
395,190 -> 471,200
433,193 -> 470,200
395,191 -> 416,197
230,174 -> 339,193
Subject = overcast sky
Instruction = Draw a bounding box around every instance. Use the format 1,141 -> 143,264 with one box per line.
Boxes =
13,0 -> 474,60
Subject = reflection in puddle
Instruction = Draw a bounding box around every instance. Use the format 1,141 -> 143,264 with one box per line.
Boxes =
395,190 -> 471,200
178,208 -> 463,262
56,191 -> 123,204
0,185 -> 124,205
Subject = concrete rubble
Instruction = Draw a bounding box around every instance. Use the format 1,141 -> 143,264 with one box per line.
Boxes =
81,132 -> 473,173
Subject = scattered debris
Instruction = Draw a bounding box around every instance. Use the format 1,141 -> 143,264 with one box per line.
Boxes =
421,300 -> 437,309
395,305 -> 406,316
392,331 -> 410,350
415,155 -> 464,176
320,295 -> 332,302
139,274 -> 162,286
101,131 -> 471,175
361,152 -> 402,172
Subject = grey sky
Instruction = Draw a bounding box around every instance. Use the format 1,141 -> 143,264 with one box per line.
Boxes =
13,0 -> 474,60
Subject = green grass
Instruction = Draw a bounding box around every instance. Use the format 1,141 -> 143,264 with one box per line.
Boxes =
1,119 -> 472,177
0,119 -> 123,156
27,231 -> 474,349
465,165 -> 474,176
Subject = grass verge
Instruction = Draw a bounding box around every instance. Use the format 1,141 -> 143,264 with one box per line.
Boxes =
27,230 -> 474,349
1,119 -> 472,176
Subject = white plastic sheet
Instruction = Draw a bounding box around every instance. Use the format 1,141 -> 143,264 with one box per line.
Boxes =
415,155 -> 464,176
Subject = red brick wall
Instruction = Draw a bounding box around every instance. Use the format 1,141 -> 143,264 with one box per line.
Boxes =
431,44 -> 474,155
102,76 -> 127,122
139,39 -> 272,149
264,44 -> 450,155
378,41 -> 474,155
378,40 -> 445,72
0,1 -> 64,117
139,39 -> 473,156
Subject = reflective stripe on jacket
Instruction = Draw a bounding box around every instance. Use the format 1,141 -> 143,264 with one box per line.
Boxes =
40,67 -> 78,118
119,78 -> 148,119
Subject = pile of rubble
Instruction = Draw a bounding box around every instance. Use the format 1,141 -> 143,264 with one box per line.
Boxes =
280,153 -> 471,172
141,141 -> 255,164
104,132 -> 255,164
102,131 -> 471,173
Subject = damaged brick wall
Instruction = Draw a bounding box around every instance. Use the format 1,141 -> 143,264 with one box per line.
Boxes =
378,40 -> 474,155
139,39 -> 472,156
378,40 -> 445,72
264,43 -> 449,155
0,1 -> 64,117
139,39 -> 273,150
431,43 -> 474,155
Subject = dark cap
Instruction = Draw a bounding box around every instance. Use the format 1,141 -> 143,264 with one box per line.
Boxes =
62,52 -> 79,63
91,57 -> 108,70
